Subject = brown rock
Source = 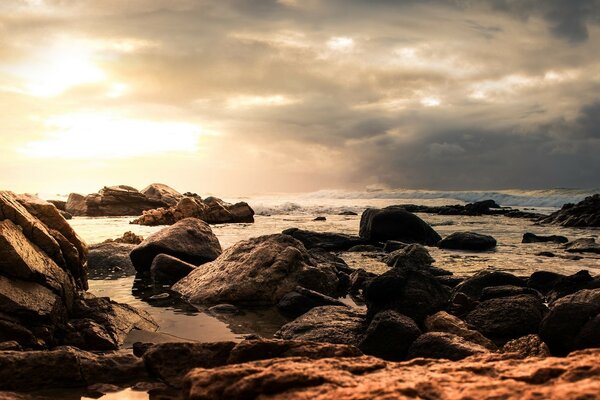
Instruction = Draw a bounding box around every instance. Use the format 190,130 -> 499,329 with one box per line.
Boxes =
141,183 -> 183,207
407,332 -> 490,360
425,311 -> 497,350
502,334 -> 551,358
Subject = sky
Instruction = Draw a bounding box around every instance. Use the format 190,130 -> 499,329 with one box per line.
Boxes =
0,0 -> 599,196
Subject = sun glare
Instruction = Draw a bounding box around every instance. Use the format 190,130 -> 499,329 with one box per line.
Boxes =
20,113 -> 205,159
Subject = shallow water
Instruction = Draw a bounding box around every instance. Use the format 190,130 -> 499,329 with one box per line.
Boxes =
71,208 -> 599,344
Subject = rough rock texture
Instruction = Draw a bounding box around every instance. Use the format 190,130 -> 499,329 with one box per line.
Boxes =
502,334 -> 551,358
527,271 -> 566,294
480,285 -> 542,301
540,288 -> 600,355
407,332 -> 490,360
546,270 -> 600,302
141,183 -> 183,206
363,267 -> 450,322
143,339 -> 361,388
102,231 -> 144,245
539,194 -> 600,227
173,234 -> 341,305
359,206 -> 442,245
132,194 -> 255,226
183,349 -> 600,399
130,218 -> 222,273
282,228 -> 366,251
150,253 -> 196,283
522,232 -> 569,244
66,185 -> 167,217
384,243 -> 434,268
277,286 -> 348,318
358,310 -> 421,361
564,238 -> 600,254
438,231 -> 497,251
466,294 -> 547,343
88,242 -> 136,279
275,306 -> 367,345
424,311 -> 497,350
453,270 -> 525,300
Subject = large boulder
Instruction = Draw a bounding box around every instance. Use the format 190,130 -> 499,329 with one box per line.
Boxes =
363,267 -> 450,323
453,270 -> 525,300
182,349 -> 600,399
359,206 -> 441,245
141,183 -> 182,206
358,310 -> 421,360
545,270 -> 600,302
172,234 -> 341,305
539,194 -> 600,227
282,228 -> 366,251
150,253 -> 196,284
130,218 -> 222,273
275,306 -> 366,345
539,288 -> 600,355
438,232 -> 497,251
465,294 -> 547,343
67,185 -> 167,217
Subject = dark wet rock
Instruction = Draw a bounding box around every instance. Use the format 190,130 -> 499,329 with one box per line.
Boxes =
539,194 -> 600,227
536,251 -> 556,257
574,314 -> 600,351
173,234 -> 341,306
364,267 -> 450,323
208,304 -> 240,315
424,311 -> 497,351
66,185 -> 167,217
539,288 -> 600,355
150,253 -> 196,284
314,216 -> 326,221
501,334 -> 550,358
449,292 -> 477,316
182,349 -> 600,399
480,285 -> 543,301
527,271 -> 566,295
384,243 -> 434,268
522,232 -> 569,244
143,339 -> 361,388
277,286 -> 347,318
103,231 -> 144,245
435,275 -> 464,288
347,244 -> 381,252
47,200 -> 66,211
348,269 -> 377,294
438,231 -> 497,251
465,294 -> 547,343
564,238 -> 600,254
358,310 -> 421,360
275,306 -> 366,345
130,218 -> 222,273
141,183 -> 182,207
407,332 -> 490,361
359,207 -> 441,245
59,210 -> 72,220
282,228 -> 366,251
339,211 -> 358,216
383,240 -> 409,252
454,270 -> 525,300
88,242 -> 136,279
546,270 -> 599,302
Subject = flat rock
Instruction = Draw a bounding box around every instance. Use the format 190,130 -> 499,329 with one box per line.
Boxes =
438,231 -> 497,251
130,218 -> 222,272
359,206 -> 441,245
522,233 -> 569,244
173,234 -> 340,306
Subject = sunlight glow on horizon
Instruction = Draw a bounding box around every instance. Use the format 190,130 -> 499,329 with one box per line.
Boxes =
19,113 -> 207,159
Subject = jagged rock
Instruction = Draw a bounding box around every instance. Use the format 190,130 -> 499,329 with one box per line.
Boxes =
182,349 -> 600,399
359,206 -> 441,245
66,185 -> 167,217
130,218 -> 222,273
502,334 -> 550,358
143,339 -> 361,388
142,183 -> 183,206
282,228 -> 366,251
453,270 -> 525,300
364,267 -> 450,322
88,242 -> 136,279
150,254 -> 196,284
424,311 -> 497,351
539,288 -> 600,355
358,310 -> 421,360
277,286 -> 348,318
564,238 -> 600,254
275,306 -> 366,345
348,269 -> 377,294
103,231 -> 143,245
173,234 -> 340,306
539,194 -> 600,227
407,332 -> 490,360
438,231 -> 497,251
466,295 -> 547,343
522,233 -> 569,244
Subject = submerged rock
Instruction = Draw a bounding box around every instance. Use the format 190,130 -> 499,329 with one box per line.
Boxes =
130,218 -> 222,273
359,206 -> 441,245
384,243 -> 434,268
438,231 -> 497,251
539,194 -> 600,227
173,234 -> 341,306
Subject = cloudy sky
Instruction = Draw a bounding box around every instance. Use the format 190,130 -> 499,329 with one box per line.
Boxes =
0,0 -> 599,196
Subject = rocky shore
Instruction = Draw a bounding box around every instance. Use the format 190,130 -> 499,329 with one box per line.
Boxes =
1,190 -> 598,399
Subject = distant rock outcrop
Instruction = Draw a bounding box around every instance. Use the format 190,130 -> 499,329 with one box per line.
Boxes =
539,194 -> 600,227
66,185 -> 169,217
